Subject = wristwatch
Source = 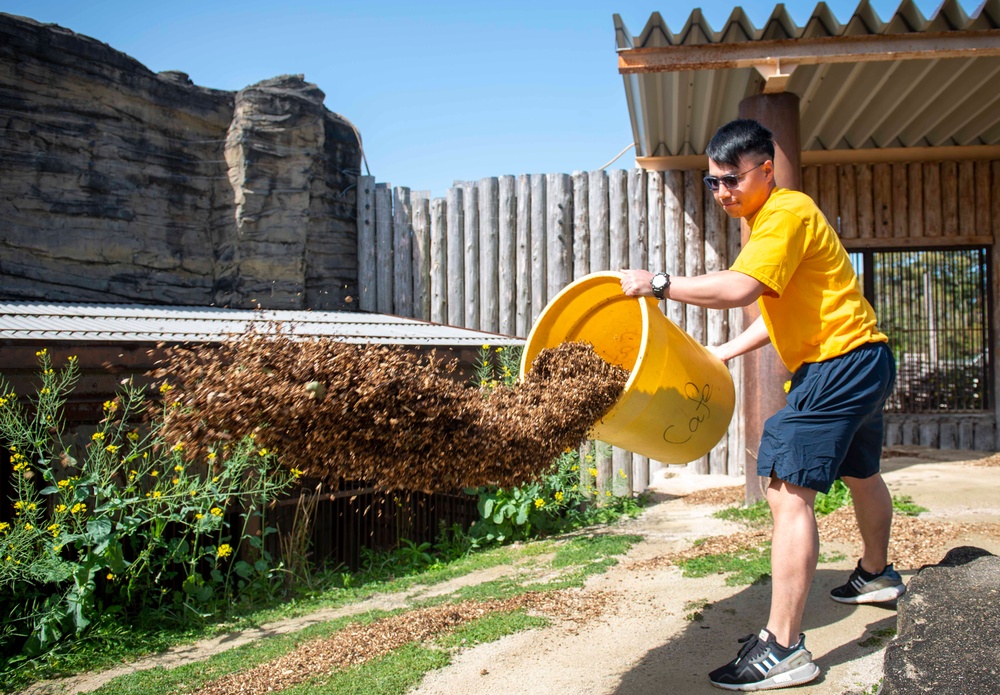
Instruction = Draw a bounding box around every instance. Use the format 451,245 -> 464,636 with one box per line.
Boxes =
650,272 -> 670,299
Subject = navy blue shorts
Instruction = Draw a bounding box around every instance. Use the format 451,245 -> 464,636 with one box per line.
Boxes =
757,342 -> 896,494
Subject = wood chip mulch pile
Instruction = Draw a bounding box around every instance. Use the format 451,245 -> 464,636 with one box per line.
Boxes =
969,452 -> 1000,467
630,485 -> 1000,573
682,486 -> 746,507
155,335 -> 628,492
193,589 -> 614,695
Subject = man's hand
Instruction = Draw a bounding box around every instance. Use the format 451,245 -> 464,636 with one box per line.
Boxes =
706,344 -> 730,364
620,269 -> 655,297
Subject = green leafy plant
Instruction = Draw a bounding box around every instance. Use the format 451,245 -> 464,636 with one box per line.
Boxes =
464,345 -> 644,546
0,349 -> 296,661
891,494 -> 927,516
814,479 -> 852,516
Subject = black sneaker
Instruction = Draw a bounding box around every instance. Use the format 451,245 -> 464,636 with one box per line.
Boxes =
830,560 -> 906,604
709,628 -> 819,691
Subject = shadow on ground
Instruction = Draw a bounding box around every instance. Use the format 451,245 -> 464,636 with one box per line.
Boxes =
611,569 -> 896,694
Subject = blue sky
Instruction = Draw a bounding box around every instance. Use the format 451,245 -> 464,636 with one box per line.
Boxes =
5,1 -> 976,198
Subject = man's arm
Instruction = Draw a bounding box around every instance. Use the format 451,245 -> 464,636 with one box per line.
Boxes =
620,268 -> 766,309
706,315 -> 771,363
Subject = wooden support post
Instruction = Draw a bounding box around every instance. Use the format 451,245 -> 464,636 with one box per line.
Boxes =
737,93 -> 798,502
589,170 -> 610,272
464,183 -> 480,330
516,175 -> 532,337
572,171 -> 590,280
530,174 -> 547,324
546,173 -> 573,300
411,196 -> 431,320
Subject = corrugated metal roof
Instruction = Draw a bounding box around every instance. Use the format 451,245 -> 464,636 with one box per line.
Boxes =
0,302 -> 524,346
615,0 -> 1000,158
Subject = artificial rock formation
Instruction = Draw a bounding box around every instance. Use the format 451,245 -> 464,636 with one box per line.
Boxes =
0,13 -> 361,310
881,546 -> 1000,694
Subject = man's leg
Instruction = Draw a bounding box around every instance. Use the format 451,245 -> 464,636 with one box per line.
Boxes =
841,473 -> 893,574
765,477 -> 818,648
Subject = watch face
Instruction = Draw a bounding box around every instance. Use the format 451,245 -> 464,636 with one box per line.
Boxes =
652,274 -> 667,290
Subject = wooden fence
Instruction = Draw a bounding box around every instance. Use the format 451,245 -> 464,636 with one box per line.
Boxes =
357,170 -> 747,494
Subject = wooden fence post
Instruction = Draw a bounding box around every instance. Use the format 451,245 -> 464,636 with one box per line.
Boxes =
498,175 -> 517,335
530,174 -> 547,323
392,186 -> 413,317
705,190 -> 729,476
683,170 -> 708,475
479,177 -> 500,332
546,173 -> 573,300
464,183 -> 480,330
589,170 -> 610,272
446,186 -> 465,326
357,175 -> 376,312
608,170 -> 628,271
664,171 -> 686,329
375,183 -> 394,315
412,196 -> 431,320
572,171 -> 590,279
627,168 -> 647,493
430,197 -> 447,323
516,174 -> 532,337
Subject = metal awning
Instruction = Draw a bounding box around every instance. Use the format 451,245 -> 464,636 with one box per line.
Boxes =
615,0 -> 1000,168
0,302 -> 523,346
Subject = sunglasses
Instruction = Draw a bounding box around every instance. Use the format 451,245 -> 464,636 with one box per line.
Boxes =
703,161 -> 766,191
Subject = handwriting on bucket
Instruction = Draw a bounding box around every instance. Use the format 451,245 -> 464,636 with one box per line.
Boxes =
662,382 -> 712,445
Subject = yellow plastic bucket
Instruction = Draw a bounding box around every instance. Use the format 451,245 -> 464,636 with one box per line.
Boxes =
519,271 -> 735,464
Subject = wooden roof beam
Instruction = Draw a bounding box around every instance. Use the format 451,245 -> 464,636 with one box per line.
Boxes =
617,30 -> 1000,74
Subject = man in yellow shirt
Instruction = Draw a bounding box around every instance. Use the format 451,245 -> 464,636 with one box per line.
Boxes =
621,118 -> 903,691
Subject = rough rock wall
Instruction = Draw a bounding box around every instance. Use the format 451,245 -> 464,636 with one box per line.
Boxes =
0,13 -> 361,310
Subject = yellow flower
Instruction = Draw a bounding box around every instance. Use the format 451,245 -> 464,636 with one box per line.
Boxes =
68,355 -> 77,362
210,507 -> 223,517
195,513 -> 204,520
290,468 -> 304,478
571,465 -> 579,472
53,544 -> 62,553
70,503 -> 86,514
588,467 -> 598,478
554,491 -> 565,502
171,477 -> 180,485
496,347 -> 504,352
172,442 -> 184,452
174,465 -> 183,472
54,504 -> 67,513
35,349 -> 47,357
482,343 -> 490,350
47,523 -> 59,537
212,476 -> 219,483
57,479 -> 70,488
190,490 -> 197,496
534,498 -> 545,509
217,544 -> 233,558
102,400 -> 117,412
91,432 -> 105,442
127,431 -> 139,442
40,387 -> 50,395
24,523 -> 34,531
153,491 -> 163,498
105,445 -> 119,454
159,382 -> 173,394
150,470 -> 158,477
618,469 -> 628,479
257,448 -> 269,457
106,573 -> 114,581
0,522 -> 9,534
783,380 -> 792,394
12,461 -> 27,472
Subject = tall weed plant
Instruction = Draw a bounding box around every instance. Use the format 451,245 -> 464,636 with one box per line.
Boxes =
465,345 -> 642,545
0,350 -> 296,660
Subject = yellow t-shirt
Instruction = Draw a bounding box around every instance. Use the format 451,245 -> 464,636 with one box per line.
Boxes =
729,188 -> 887,373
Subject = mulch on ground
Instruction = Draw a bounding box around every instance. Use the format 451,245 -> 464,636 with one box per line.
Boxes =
193,589 -> 614,695
156,335 -> 627,492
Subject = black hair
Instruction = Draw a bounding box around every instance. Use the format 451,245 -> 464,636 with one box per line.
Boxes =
705,119 -> 775,168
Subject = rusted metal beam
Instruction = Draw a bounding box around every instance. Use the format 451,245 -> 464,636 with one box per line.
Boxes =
618,30 -> 1000,74
635,144 -> 1000,171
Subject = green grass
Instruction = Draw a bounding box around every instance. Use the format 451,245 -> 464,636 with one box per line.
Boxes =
677,543 -> 773,586
892,495 -> 928,516
38,528 -> 639,695
713,499 -> 770,525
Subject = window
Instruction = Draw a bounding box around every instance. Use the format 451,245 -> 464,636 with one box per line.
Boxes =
850,247 -> 992,413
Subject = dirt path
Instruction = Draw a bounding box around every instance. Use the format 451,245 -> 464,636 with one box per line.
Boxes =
24,448 -> 1000,695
